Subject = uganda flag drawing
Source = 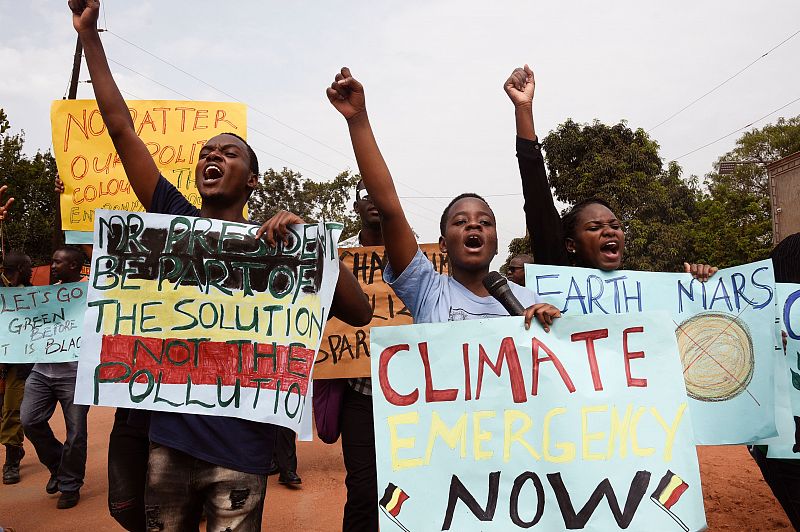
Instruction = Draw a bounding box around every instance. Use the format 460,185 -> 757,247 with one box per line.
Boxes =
650,470 -> 690,531
380,482 -> 411,531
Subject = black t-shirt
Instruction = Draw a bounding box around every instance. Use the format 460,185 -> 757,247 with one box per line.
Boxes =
147,176 -> 276,475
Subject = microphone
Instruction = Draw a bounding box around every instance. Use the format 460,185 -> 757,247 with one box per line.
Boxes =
483,271 -> 526,316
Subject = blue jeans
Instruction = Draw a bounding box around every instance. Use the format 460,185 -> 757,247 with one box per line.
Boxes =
20,370 -> 89,493
145,443 -> 267,532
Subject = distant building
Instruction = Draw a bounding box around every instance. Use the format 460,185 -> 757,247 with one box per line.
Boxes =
767,151 -> 800,245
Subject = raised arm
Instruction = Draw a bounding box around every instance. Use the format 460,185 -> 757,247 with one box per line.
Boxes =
69,0 -> 159,209
504,65 -> 567,266
326,68 -> 418,275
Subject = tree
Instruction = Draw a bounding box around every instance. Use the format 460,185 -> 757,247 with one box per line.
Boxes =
692,116 -> 800,267
0,109 -> 59,265
248,168 -> 361,238
541,119 -> 700,272
500,234 -> 531,275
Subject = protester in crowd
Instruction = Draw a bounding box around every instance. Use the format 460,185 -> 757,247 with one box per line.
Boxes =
54,173 -> 149,531
338,179 -> 383,531
271,427 -> 301,486
750,232 -> 800,530
327,67 -> 561,328
504,65 -> 717,280
327,71 -> 562,529
1,251 -> 34,485
505,253 -> 534,286
70,2 -> 372,529
20,246 -> 88,509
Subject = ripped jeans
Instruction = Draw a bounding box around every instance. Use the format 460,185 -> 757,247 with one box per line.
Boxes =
144,443 -> 267,532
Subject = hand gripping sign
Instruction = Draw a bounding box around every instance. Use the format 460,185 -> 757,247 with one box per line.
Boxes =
74,210 -> 340,433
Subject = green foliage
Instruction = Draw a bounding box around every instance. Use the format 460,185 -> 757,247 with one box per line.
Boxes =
541,119 -> 700,272
500,234 -> 531,275
693,117 -> 800,268
0,109 -> 59,265
248,168 -> 361,238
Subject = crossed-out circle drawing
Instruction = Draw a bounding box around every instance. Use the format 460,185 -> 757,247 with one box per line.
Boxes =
675,312 -> 755,402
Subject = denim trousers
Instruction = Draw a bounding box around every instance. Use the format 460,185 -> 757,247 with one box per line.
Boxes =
20,370 -> 89,492
108,408 -> 150,531
145,443 -> 267,532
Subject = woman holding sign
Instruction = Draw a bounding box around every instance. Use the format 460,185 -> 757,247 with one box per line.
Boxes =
504,65 -> 716,280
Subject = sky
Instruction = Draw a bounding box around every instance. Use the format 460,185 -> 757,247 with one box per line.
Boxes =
1,0 -> 799,267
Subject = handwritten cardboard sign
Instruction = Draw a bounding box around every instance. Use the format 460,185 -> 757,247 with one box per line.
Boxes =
0,283 -> 85,363
50,100 -> 247,232
370,313 -> 706,531
314,243 -> 448,379
74,210 -> 340,434
526,261 -> 778,445
757,283 -> 800,457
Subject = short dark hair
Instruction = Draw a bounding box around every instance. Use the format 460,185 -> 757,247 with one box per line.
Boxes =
220,132 -> 259,176
562,197 -> 615,240
3,251 -> 32,270
3,251 -> 32,286
53,246 -> 86,267
510,253 -> 534,264
439,193 -> 493,236
770,232 -> 800,283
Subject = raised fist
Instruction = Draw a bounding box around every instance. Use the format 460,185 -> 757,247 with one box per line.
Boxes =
504,64 -> 535,108
326,67 -> 367,121
68,0 -> 100,34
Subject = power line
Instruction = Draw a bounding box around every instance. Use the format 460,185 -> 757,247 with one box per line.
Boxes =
670,95 -> 800,161
97,58 -> 444,223
648,27 -> 800,133
102,29 -> 448,211
106,57 -> 341,180
108,57 -> 193,99
106,30 -> 356,163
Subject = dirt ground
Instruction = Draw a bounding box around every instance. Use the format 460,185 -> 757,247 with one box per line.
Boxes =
0,407 -> 792,531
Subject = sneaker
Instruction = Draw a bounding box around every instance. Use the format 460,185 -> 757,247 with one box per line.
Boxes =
45,474 -> 59,494
57,490 -> 80,509
278,471 -> 302,485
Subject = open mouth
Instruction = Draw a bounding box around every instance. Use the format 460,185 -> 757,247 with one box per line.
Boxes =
203,164 -> 223,182
464,233 -> 484,251
600,241 -> 620,258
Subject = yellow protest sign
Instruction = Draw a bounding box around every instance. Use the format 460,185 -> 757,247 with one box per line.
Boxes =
50,100 -> 247,232
314,243 -> 448,379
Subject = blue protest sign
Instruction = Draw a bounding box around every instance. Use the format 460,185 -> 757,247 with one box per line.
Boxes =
758,283 -> 800,457
0,282 -> 85,363
526,261 -> 777,445
370,312 -> 706,531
